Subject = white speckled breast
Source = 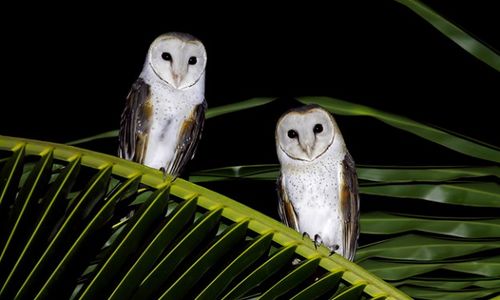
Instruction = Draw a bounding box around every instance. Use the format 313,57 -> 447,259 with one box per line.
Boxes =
140,66 -> 204,170
285,155 -> 344,250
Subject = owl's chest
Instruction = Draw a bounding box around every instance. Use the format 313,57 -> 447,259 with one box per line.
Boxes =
285,162 -> 340,210
148,86 -> 197,129
148,102 -> 182,140
143,89 -> 199,168
151,86 -> 195,114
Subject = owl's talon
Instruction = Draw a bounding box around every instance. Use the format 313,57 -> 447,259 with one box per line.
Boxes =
313,234 -> 323,250
302,232 -> 311,240
328,244 -> 340,256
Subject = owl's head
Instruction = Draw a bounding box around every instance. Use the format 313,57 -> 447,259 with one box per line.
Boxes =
276,105 -> 340,162
147,32 -> 207,90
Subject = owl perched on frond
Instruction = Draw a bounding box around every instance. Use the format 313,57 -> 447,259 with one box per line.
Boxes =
275,104 -> 360,261
119,32 -> 207,177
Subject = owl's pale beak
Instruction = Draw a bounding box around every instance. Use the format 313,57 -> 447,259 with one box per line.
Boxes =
172,73 -> 184,88
305,145 -> 313,159
300,142 -> 313,160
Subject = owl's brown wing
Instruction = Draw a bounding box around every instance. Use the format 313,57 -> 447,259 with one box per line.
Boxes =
339,152 -> 360,261
169,99 -> 207,176
118,78 -> 152,164
277,173 -> 300,231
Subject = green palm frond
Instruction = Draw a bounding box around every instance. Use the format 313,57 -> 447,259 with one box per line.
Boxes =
0,135 -> 408,299
394,0 -> 500,71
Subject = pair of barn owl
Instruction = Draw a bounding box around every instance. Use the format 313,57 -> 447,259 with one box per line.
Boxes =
118,32 -> 359,261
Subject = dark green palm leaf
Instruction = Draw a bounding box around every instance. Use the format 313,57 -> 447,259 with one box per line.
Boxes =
359,256 -> 500,280
360,182 -> 500,207
398,285 -> 500,300
189,164 -> 500,183
394,277 -> 500,290
394,0 -> 500,71
357,234 -> 500,261
361,212 -> 500,238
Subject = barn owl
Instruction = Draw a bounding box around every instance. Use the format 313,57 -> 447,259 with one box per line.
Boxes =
275,104 -> 360,261
119,32 -> 207,177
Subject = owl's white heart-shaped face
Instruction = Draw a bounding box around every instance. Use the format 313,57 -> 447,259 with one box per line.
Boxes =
148,33 -> 207,90
276,106 -> 336,161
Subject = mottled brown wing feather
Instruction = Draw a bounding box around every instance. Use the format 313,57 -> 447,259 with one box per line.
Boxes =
169,99 -> 207,176
340,152 -> 360,261
118,78 -> 152,164
277,173 -> 300,231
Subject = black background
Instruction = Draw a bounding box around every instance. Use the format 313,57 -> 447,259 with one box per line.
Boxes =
1,1 -> 498,217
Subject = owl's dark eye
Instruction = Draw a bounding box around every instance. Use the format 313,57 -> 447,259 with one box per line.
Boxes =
287,130 -> 298,139
188,56 -> 197,65
313,124 -> 323,134
161,52 -> 172,61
